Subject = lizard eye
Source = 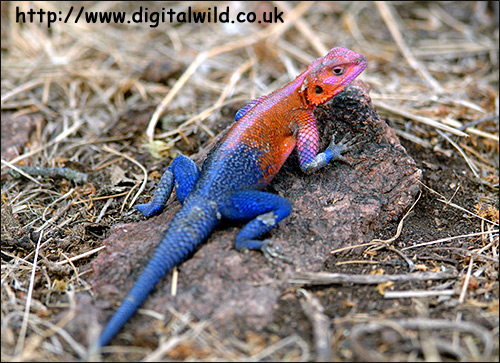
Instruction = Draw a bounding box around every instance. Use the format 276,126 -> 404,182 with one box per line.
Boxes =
332,66 -> 345,75
315,86 -> 323,94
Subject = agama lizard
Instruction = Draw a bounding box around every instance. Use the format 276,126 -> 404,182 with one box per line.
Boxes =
98,47 -> 367,347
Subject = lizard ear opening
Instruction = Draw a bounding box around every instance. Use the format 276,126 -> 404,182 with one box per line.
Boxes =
304,77 -> 344,107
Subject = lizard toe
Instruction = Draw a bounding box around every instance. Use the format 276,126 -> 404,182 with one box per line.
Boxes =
261,240 -> 293,266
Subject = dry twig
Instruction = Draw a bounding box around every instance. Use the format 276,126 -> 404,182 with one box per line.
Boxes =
297,289 -> 333,362
375,1 -> 444,93
290,271 -> 455,286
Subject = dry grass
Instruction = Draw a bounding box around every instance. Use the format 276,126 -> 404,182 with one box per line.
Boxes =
1,1 -> 498,361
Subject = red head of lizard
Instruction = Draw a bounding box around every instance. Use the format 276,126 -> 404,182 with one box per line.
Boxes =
299,47 -> 367,108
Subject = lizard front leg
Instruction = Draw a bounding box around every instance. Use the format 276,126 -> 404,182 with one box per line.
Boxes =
296,112 -> 360,174
135,155 -> 200,217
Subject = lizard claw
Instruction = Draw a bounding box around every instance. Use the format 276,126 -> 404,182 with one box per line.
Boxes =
260,240 -> 293,267
337,155 -> 352,166
337,132 -> 352,145
328,133 -> 364,164
336,133 -> 363,152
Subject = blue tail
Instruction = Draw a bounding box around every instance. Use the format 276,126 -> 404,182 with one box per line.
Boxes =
98,200 -> 219,347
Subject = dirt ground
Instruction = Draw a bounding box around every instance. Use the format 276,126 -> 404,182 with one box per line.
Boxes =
1,1 -> 498,362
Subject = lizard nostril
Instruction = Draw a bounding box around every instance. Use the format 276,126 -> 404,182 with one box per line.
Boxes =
357,56 -> 367,65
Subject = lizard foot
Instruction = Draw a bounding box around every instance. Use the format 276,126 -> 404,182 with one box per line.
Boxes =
338,132 -> 363,150
329,133 -> 363,165
238,239 -> 292,267
260,239 -> 293,267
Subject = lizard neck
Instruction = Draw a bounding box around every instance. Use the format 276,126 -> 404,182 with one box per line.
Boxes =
277,69 -> 313,111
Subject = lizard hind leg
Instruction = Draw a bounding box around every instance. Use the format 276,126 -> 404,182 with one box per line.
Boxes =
135,155 -> 200,217
169,154 -> 200,203
220,191 -> 292,264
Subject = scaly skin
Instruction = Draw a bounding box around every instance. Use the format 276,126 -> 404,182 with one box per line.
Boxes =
98,47 -> 367,347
